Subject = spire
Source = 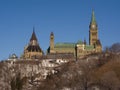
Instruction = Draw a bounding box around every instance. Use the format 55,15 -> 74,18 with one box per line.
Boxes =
30,27 -> 38,41
91,10 -> 96,24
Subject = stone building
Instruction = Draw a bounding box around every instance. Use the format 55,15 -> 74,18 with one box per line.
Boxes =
23,10 -> 102,59
23,28 -> 43,59
47,11 -> 102,57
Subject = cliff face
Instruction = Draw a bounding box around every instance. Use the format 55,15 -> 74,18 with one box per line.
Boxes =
1,53 -> 119,90
0,59 -> 68,90
0,62 -> 11,90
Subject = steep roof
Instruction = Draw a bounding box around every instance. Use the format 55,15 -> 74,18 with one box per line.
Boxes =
30,28 -> 38,41
26,28 -> 43,52
91,10 -> 97,25
26,45 -> 42,52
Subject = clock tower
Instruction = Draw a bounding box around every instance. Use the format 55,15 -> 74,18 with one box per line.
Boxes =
89,10 -> 98,46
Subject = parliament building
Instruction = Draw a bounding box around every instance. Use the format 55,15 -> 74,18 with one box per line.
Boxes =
23,11 -> 102,59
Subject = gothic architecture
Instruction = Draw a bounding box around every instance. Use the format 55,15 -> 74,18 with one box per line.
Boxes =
89,11 -> 102,53
47,11 -> 102,57
23,10 -> 102,59
23,28 -> 43,59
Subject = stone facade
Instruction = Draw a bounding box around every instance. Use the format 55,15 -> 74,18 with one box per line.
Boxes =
47,11 -> 102,58
23,28 -> 43,59
23,11 -> 102,59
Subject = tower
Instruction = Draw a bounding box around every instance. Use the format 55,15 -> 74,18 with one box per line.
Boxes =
89,10 -> 98,46
23,27 -> 43,59
50,32 -> 55,53
89,10 -> 102,53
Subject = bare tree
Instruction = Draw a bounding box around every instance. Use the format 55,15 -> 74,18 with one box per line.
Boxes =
10,72 -> 24,90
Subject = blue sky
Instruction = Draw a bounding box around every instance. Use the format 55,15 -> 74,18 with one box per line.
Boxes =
0,0 -> 120,60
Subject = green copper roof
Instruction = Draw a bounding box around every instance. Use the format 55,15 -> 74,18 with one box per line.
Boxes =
85,45 -> 94,50
91,10 -> 96,24
55,43 -> 76,48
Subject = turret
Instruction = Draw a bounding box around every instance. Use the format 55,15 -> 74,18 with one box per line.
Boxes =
30,27 -> 38,46
50,32 -> 55,53
89,10 -> 98,46
23,27 -> 43,59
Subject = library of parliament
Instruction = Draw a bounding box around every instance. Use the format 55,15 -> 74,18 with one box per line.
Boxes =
23,11 -> 102,59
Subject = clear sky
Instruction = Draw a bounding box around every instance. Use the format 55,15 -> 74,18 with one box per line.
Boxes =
0,0 -> 120,60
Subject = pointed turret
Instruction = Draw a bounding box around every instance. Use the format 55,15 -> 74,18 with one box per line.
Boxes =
89,10 -> 98,45
91,10 -> 96,25
23,28 -> 43,59
89,10 -> 98,30
30,27 -> 37,41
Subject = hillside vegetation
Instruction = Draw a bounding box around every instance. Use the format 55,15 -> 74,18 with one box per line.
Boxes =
38,53 -> 120,90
